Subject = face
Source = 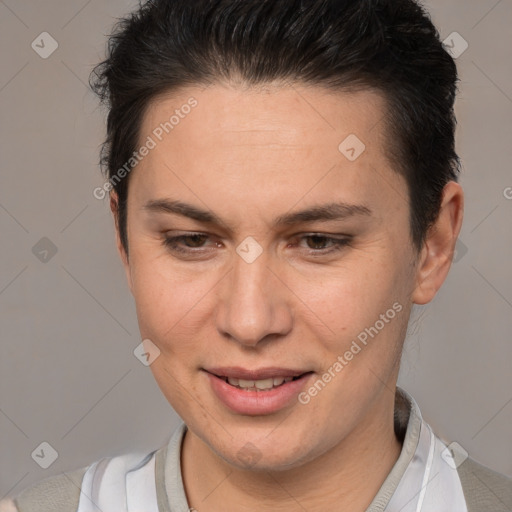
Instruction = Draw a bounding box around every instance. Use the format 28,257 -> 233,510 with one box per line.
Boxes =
118,83 -> 422,470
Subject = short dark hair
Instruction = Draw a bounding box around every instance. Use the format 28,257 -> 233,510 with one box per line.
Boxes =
90,0 -> 460,256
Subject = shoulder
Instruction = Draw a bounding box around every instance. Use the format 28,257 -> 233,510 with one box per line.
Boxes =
4,440 -> 173,512
0,499 -> 18,512
5,465 -> 87,512
457,456 -> 512,511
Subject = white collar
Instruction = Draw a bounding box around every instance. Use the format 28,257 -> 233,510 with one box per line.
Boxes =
366,387 -> 468,511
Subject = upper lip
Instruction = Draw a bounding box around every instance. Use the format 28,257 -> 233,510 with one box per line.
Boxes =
204,367 -> 310,380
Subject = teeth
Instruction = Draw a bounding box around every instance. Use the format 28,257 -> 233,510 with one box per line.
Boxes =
255,378 -> 274,390
238,378 -> 255,388
273,377 -> 285,386
225,375 -> 297,391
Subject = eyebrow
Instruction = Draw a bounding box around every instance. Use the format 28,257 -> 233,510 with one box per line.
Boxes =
143,199 -> 372,229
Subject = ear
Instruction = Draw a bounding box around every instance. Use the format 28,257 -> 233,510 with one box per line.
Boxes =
412,181 -> 464,305
110,191 -> 133,293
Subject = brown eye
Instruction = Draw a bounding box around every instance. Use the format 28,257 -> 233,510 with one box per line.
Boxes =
305,235 -> 331,250
296,234 -> 351,256
163,233 -> 213,254
180,234 -> 208,247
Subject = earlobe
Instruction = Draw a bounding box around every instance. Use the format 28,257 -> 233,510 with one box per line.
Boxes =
412,181 -> 464,305
110,192 -> 133,293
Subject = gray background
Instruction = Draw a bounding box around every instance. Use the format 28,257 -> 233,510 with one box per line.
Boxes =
1,0 -> 511,498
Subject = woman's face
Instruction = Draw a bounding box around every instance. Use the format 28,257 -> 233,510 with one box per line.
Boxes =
118,83 -> 422,470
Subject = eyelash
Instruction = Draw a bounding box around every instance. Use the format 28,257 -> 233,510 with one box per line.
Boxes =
162,233 -> 351,257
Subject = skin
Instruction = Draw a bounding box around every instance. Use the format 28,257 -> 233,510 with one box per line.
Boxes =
110,83 -> 463,511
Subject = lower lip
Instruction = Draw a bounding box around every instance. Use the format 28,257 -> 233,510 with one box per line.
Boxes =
205,371 -> 313,415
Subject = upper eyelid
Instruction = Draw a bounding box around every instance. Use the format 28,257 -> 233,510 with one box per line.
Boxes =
164,233 -> 351,246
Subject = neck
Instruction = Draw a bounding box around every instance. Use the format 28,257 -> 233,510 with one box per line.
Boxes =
181,388 -> 402,512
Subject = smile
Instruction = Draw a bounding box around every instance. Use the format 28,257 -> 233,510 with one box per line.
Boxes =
221,375 -> 300,391
203,368 -> 313,415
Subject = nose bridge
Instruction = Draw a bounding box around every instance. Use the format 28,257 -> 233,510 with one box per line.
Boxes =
216,249 -> 291,346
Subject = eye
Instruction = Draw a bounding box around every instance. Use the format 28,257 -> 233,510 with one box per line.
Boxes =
161,232 -> 351,259
296,234 -> 351,255
162,233 -> 217,255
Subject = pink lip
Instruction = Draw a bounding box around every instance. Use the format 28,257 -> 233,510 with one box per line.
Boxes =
204,368 -> 313,416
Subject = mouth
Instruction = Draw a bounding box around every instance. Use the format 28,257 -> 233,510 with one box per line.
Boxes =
213,374 -> 308,391
203,367 -> 314,415
204,366 -> 312,388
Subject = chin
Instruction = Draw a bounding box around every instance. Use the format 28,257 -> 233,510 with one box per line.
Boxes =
222,445 -> 309,473
204,424 -> 320,473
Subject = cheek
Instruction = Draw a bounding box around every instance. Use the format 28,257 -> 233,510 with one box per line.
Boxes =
290,253 -> 408,341
128,252 -> 204,346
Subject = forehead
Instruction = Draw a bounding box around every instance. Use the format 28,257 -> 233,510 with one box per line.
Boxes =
140,83 -> 389,154
130,83 -> 406,226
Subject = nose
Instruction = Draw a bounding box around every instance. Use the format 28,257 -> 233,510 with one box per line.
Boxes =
216,249 -> 293,348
